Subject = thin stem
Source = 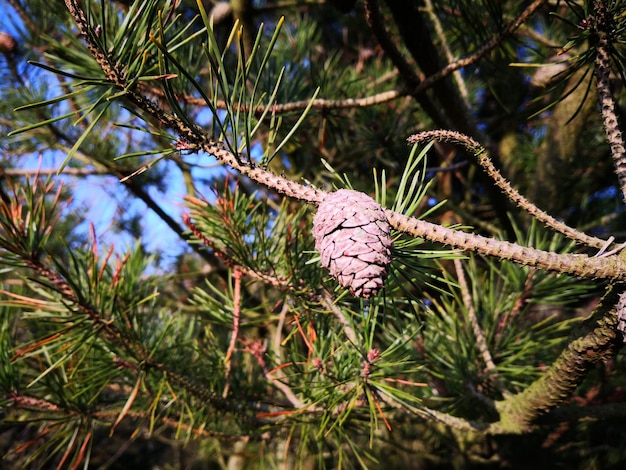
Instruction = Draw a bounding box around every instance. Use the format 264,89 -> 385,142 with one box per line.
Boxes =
223,267 -> 243,398
454,259 -> 509,396
423,0 -> 470,107
409,130 -> 611,250
183,213 -> 289,287
243,339 -> 307,409
15,236 -> 258,425
411,0 -> 548,97
593,0 -> 626,203
2,167 -> 110,176
5,0 -> 39,35
377,392 -> 489,432
321,289 -> 357,344
616,289 -> 626,342
142,85 -> 404,114
273,301 -> 289,365
496,271 -> 535,338
8,392 -> 253,440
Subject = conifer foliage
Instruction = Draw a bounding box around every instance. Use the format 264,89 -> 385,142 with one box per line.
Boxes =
1,0 -> 626,468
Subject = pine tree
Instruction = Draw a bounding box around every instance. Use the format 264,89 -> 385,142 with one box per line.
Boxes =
1,0 -> 626,468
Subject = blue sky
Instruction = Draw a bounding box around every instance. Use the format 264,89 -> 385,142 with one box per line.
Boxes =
0,3 -> 227,270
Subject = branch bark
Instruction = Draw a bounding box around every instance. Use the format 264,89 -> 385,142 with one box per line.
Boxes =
493,284 -> 625,433
593,0 -> 626,203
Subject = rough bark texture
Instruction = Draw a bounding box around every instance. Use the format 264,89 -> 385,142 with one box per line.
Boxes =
494,284 -> 624,433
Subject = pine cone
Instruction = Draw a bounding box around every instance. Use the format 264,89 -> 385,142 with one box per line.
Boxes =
313,189 -> 392,298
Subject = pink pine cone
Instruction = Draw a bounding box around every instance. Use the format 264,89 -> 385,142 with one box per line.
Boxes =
313,189 -> 393,298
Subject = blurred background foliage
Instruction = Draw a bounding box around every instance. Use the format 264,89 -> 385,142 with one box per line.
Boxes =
1,0 -> 626,468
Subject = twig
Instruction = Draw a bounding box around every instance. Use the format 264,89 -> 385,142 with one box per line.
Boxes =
595,238 -> 626,258
517,25 -> 562,49
374,390 -> 489,432
10,260 -> 252,429
9,392 -> 250,440
593,0 -> 626,203
423,0 -> 470,107
242,338 -> 307,409
363,0 -> 423,88
366,0 -> 547,131
5,0 -> 39,35
142,85 -> 404,114
385,208 -> 626,281
152,364 -> 260,426
2,167 -> 111,177
454,259 -> 509,396
273,302 -> 290,365
368,0 -> 548,225
223,267 -> 243,398
426,160 -> 468,173
409,130 -> 611,250
183,213 -> 289,287
4,198 -> 257,426
321,289 -> 357,344
496,271 -> 535,338
616,290 -> 626,342
411,0 -> 549,97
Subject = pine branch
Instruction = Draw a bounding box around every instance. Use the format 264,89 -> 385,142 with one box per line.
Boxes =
6,1 -> 621,464
2,13 -> 217,268
61,0 -> 626,283
141,84 -> 403,114
493,284 -> 625,433
0,188 -> 258,429
372,0 -> 546,228
320,289 -> 357,344
385,209 -> 626,281
134,0 -> 546,123
183,211 -> 290,287
593,0 -> 626,203
8,391 -> 250,440
408,130 -> 612,250
382,0 -> 476,136
376,391 -> 489,433
411,0 -> 549,98
240,337 -> 307,410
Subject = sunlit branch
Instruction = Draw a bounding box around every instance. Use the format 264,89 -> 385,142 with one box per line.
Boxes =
142,84 -> 404,114
409,130 -> 612,250
63,0 -> 626,283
